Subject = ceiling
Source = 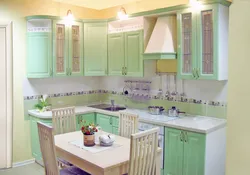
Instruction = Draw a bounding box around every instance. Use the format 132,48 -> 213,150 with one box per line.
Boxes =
53,0 -> 144,10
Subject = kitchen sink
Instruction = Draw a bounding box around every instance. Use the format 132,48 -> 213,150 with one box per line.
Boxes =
88,104 -> 126,111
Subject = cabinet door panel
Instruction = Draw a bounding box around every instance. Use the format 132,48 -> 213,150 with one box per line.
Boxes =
69,22 -> 83,76
84,22 -> 107,76
27,32 -> 52,78
53,20 -> 69,77
183,131 -> 205,175
164,128 -> 184,175
112,126 -> 119,135
76,113 -> 96,130
177,9 -> 197,80
108,33 -> 124,76
124,30 -> 143,77
96,114 -> 112,133
197,5 -> 218,80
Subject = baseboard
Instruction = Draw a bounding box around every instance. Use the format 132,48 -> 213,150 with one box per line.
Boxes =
12,158 -> 35,168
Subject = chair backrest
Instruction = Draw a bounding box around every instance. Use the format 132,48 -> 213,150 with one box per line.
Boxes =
119,112 -> 139,138
128,128 -> 159,175
52,106 -> 76,135
37,122 -> 59,175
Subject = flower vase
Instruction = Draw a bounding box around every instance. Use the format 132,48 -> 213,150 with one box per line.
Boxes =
84,134 -> 95,147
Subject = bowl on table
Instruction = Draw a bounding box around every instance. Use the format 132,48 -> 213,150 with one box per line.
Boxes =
99,134 -> 115,146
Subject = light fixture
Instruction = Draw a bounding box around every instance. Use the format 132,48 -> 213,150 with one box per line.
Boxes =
66,9 -> 74,20
117,7 -> 128,20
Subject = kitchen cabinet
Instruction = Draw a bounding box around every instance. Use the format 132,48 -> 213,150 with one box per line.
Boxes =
164,128 -> 206,175
108,30 -> 144,77
96,113 -> 119,135
53,20 -> 83,77
30,115 -> 52,165
84,22 -> 107,76
27,19 -> 53,78
76,113 -> 96,130
177,4 -> 228,80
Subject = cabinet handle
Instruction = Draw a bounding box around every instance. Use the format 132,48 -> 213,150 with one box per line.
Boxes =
184,132 -> 188,143
180,131 -> 183,142
66,68 -> 69,76
192,68 -> 196,79
124,67 -> 127,75
196,68 -> 200,79
122,67 -> 124,75
110,117 -> 112,125
50,68 -> 53,76
69,68 -> 72,76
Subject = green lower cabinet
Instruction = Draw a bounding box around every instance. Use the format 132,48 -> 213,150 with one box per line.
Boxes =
30,115 -> 52,165
112,126 -> 119,135
76,113 -> 96,130
164,127 -> 205,175
96,113 -> 113,133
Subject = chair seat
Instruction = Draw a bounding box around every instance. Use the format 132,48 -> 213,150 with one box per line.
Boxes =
60,166 -> 90,175
58,157 -> 73,167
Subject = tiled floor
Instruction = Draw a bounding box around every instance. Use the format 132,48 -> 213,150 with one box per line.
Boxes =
0,163 -> 44,175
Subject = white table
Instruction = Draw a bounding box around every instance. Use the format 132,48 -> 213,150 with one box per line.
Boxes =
54,131 -> 161,175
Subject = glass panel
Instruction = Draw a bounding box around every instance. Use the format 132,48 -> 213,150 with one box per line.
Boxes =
72,25 -> 80,72
202,10 -> 213,74
56,24 -> 65,73
182,13 -> 192,74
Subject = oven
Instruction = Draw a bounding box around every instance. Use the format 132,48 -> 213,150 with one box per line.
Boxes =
138,122 -> 164,171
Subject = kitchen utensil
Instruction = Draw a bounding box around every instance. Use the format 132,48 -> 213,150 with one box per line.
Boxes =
165,74 -> 170,97
148,106 -> 164,115
99,134 -> 115,146
168,106 -> 185,117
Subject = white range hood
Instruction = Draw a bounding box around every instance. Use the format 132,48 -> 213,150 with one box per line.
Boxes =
144,15 -> 177,59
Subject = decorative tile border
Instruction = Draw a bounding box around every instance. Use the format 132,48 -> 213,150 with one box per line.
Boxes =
23,89 -> 227,107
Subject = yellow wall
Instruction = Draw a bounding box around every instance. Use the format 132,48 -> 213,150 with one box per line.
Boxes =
226,0 -> 250,174
0,0 -> 101,163
100,0 -> 188,18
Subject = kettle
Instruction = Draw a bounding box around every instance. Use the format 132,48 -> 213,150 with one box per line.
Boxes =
168,106 -> 185,117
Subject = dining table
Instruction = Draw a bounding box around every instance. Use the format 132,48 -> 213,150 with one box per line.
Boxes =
54,131 -> 162,175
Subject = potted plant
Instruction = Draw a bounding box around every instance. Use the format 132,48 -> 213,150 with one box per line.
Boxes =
81,121 -> 98,147
35,95 -> 51,112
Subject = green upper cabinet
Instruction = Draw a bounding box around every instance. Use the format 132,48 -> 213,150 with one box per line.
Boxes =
69,21 -> 84,76
108,33 -> 124,76
84,22 -> 108,76
164,127 -> 206,175
177,9 -> 197,80
53,20 -> 83,77
124,30 -> 144,77
53,20 -> 69,77
107,30 -> 144,77
27,19 -> 53,78
177,3 -> 229,80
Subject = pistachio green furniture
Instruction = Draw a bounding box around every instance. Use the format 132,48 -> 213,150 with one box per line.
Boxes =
108,30 -> 144,77
164,127 -> 205,175
177,4 -> 229,80
96,113 -> 119,135
84,22 -> 108,76
53,20 -> 83,77
76,113 -> 96,130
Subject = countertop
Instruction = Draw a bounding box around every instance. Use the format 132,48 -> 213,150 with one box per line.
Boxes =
28,106 -> 226,134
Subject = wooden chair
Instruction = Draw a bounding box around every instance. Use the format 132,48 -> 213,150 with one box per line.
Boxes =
52,106 -> 76,135
37,122 -> 90,175
119,112 -> 139,138
52,107 -> 76,167
128,128 -> 159,175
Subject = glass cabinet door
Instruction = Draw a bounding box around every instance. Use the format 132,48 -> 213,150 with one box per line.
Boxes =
177,9 -> 197,80
53,20 -> 69,76
69,22 -> 83,76
197,5 -> 218,80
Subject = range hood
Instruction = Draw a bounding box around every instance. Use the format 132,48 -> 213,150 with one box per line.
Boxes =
144,15 -> 177,60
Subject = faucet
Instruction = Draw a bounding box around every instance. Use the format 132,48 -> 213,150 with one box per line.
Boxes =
111,100 -> 115,107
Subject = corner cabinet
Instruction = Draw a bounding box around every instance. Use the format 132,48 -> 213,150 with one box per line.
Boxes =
96,113 -> 119,135
164,126 -> 226,175
76,113 -> 96,130
53,20 -> 83,77
27,19 -> 53,78
108,30 -> 144,77
84,22 -> 108,76
177,4 -> 229,80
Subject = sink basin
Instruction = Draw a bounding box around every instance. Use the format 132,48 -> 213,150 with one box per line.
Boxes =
103,107 -> 126,111
88,104 -> 126,111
